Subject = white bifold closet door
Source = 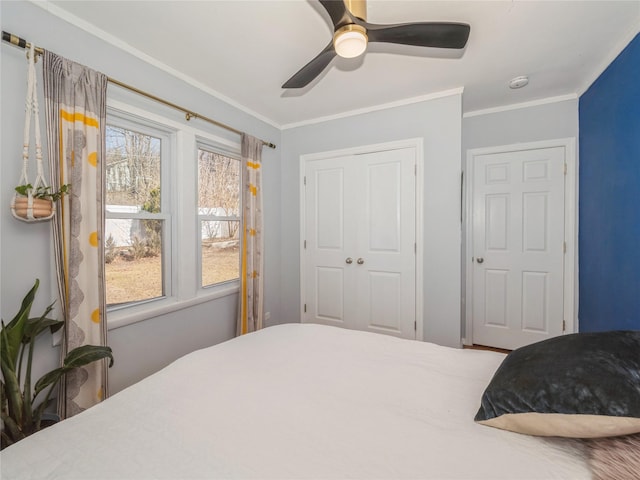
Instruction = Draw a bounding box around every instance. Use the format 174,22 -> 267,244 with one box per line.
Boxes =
303,147 -> 416,339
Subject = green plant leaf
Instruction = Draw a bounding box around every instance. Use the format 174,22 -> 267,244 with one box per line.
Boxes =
22,337 -> 36,429
0,327 -> 25,435
1,355 -> 25,429
1,280 -> 39,369
13,184 -> 70,201
32,368 -> 64,400
14,184 -> 33,197
64,345 -> 114,369
8,279 -> 39,326
33,398 -> 57,431
0,378 -> 6,410
1,409 -> 25,446
22,314 -> 63,343
32,346 -> 114,399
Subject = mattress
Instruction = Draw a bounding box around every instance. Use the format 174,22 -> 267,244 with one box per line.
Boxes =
0,323 -> 589,479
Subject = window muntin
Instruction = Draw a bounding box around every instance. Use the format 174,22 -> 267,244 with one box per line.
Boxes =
197,147 -> 241,288
105,121 -> 170,308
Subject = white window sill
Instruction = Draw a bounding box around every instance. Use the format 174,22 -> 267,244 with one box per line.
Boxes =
107,283 -> 239,331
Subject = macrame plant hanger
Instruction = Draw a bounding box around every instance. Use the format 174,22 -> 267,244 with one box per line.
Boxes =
11,43 -> 55,223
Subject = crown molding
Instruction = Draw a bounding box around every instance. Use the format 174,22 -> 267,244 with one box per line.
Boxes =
31,0 -> 281,129
463,94 -> 578,118
282,87 -> 464,130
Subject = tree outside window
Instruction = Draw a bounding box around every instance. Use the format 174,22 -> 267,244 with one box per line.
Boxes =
198,148 -> 240,287
104,125 -> 165,306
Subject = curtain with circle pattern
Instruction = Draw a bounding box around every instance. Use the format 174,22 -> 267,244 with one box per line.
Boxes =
43,51 -> 109,418
237,134 -> 264,335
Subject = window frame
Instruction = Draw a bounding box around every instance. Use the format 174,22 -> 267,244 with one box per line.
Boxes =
104,100 -> 242,331
105,112 -> 173,312
196,139 -> 242,290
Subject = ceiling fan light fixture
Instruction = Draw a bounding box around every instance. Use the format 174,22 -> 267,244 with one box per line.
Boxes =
282,0 -> 471,89
334,24 -> 368,58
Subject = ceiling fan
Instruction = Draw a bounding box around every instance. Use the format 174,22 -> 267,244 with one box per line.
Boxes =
282,0 -> 470,89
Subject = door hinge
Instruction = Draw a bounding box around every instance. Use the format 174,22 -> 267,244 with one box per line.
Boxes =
304,304 -> 307,313
414,242 -> 417,253
414,320 -> 417,331
562,320 -> 566,332
564,163 -> 567,175
304,176 -> 307,185
304,239 -> 307,249
414,164 -> 417,176
563,241 -> 566,254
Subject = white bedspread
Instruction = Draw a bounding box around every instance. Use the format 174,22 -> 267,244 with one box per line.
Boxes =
1,324 -> 589,479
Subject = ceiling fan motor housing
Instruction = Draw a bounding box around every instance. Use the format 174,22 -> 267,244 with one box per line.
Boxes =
344,0 -> 367,22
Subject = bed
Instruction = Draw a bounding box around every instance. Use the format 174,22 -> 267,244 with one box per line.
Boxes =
0,323 -> 602,479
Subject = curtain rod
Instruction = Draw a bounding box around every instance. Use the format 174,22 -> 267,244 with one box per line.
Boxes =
2,31 -> 277,150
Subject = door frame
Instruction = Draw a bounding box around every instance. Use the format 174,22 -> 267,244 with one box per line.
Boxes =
300,138 -> 424,340
464,138 -> 578,346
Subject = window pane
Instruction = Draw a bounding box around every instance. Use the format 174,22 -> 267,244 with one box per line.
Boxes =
201,220 -> 239,287
106,126 -> 161,212
198,150 -> 239,216
105,218 -> 164,306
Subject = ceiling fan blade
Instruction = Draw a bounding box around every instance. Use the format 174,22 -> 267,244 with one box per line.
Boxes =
364,22 -> 471,49
282,41 -> 337,88
319,0 -> 354,29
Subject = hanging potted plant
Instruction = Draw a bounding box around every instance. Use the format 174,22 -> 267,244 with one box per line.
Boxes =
10,42 -> 64,223
12,183 -> 69,220
0,279 -> 114,450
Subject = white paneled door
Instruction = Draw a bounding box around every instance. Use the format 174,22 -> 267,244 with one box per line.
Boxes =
471,147 -> 566,350
303,147 -> 416,339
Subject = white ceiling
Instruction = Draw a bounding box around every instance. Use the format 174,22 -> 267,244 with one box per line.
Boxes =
49,0 -> 639,127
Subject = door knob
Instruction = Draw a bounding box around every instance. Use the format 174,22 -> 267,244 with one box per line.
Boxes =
345,257 -> 353,264
357,258 -> 365,265
476,257 -> 484,264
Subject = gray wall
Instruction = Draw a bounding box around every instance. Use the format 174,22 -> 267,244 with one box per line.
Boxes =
281,94 -> 464,347
1,1 -> 281,393
463,100 -> 579,152
461,99 -> 579,340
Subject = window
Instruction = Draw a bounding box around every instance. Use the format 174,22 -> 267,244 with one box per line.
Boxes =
104,118 -> 171,308
198,146 -> 241,288
103,102 -> 243,326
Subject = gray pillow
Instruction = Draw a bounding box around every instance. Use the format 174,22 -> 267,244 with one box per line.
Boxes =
474,331 -> 640,438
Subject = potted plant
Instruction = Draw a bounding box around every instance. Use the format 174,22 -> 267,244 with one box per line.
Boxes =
0,279 -> 113,449
12,183 -> 69,220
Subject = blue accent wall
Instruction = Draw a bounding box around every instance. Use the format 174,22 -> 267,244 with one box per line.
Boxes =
579,34 -> 640,331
